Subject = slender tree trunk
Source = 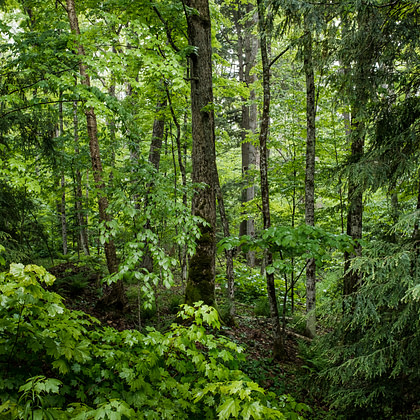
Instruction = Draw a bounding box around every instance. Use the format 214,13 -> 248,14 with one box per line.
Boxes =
215,179 -> 235,323
304,24 -> 316,338
343,118 -> 364,298
183,0 -> 217,306
167,89 -> 188,285
142,97 -> 166,274
236,5 -> 258,267
66,0 -> 125,307
108,71 -> 117,187
257,0 -> 286,360
73,100 -> 90,256
60,172 -> 68,255
56,99 -> 68,255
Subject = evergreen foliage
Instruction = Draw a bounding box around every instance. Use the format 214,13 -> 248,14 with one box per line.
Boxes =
301,238 -> 420,418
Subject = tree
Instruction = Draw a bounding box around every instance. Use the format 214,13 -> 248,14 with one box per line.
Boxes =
183,0 -> 218,306
72,98 -> 90,256
236,3 -> 258,267
303,14 -> 316,338
257,0 -> 286,360
65,0 -> 125,307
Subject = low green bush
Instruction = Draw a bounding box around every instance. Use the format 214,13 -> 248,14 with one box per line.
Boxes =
0,263 -> 309,419
254,297 -> 271,317
233,265 -> 267,304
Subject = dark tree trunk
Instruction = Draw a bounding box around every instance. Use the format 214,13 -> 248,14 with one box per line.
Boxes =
73,100 -> 90,256
167,88 -> 188,285
142,98 -> 167,274
149,99 -> 166,172
183,0 -> 217,306
343,119 -> 364,298
58,100 -> 68,255
304,24 -> 316,338
60,172 -> 67,255
342,9 -> 372,303
257,0 -> 286,360
66,0 -> 125,308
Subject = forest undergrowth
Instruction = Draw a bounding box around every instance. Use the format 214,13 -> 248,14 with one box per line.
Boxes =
48,261 -> 330,419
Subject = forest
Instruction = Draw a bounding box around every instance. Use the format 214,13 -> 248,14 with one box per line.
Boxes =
0,0 -> 419,418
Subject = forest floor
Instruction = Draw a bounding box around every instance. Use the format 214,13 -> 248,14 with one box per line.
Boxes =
48,261 -> 330,419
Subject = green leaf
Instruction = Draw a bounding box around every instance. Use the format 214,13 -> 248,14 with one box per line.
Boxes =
217,398 -> 240,419
52,359 -> 69,375
44,378 -> 62,394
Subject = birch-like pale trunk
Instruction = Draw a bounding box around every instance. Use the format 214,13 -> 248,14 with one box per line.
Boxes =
236,5 -> 258,267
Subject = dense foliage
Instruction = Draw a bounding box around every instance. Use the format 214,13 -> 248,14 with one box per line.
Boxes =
1,0 -> 420,417
0,264 -> 308,419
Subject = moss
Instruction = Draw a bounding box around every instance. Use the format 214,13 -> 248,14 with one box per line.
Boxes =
185,254 -> 215,306
185,224 -> 216,306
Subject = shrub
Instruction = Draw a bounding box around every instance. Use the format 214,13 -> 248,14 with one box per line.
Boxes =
0,263 -> 309,419
254,297 -> 271,317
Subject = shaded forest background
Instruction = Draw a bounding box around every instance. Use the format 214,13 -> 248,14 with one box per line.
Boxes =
0,0 -> 419,418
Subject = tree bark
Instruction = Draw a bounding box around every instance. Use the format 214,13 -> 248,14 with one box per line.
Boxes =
215,179 -> 235,323
167,88 -> 188,285
73,100 -> 90,256
343,121 -> 364,297
66,0 -> 125,307
60,172 -> 67,255
142,97 -> 167,274
183,0 -> 217,306
304,23 -> 316,338
236,5 -> 258,267
58,100 -> 68,255
257,0 -> 286,360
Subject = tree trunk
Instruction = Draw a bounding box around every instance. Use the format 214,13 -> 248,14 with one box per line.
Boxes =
167,88 -> 189,286
304,23 -> 316,338
73,100 -> 90,256
142,97 -> 167,274
257,0 -> 286,360
60,172 -> 68,255
236,5 -> 258,267
66,0 -> 125,308
183,0 -> 217,306
343,118 -> 364,298
215,179 -> 235,323
58,100 -> 68,255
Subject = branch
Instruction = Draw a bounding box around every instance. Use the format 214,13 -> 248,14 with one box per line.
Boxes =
1,99 -> 82,118
56,0 -> 68,13
5,66 -> 78,96
150,2 -> 181,52
269,45 -> 290,68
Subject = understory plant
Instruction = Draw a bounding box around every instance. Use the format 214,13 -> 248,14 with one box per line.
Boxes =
300,240 -> 420,419
0,263 -> 309,419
